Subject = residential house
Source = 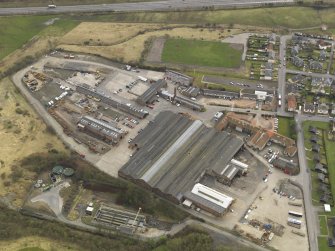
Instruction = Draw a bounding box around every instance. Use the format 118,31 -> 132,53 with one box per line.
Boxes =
264,69 -> 273,80
318,173 -> 326,182
310,135 -> 318,143
292,56 -> 304,68
315,163 -> 328,174
304,103 -> 315,114
319,50 -> 328,61
313,154 -> 320,163
309,60 -> 323,71
269,33 -> 276,44
268,51 -> 276,60
318,103 -> 329,115
324,78 -> 333,87
291,45 -> 300,56
289,74 -> 304,84
309,126 -> 317,134
312,143 -> 320,153
287,94 -> 297,112
311,77 -> 323,87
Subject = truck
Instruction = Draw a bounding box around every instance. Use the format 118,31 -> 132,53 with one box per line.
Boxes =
48,4 -> 56,8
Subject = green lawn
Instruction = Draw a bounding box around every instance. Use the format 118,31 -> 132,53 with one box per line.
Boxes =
162,38 -> 242,68
0,15 -> 79,60
319,215 -> 329,236
278,116 -> 295,139
318,236 -> 335,251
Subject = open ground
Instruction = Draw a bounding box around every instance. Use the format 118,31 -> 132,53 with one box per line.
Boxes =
0,78 -> 67,207
59,22 -> 244,64
0,236 -> 79,251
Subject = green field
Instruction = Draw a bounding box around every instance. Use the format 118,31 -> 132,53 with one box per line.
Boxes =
278,116 -> 296,139
162,39 -> 242,68
319,215 -> 329,236
0,15 -> 78,60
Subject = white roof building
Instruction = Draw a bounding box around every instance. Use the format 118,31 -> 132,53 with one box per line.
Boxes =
191,183 -> 234,210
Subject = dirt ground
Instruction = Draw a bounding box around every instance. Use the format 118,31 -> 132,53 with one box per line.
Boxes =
244,179 -> 309,251
201,97 -> 257,109
59,23 -> 243,63
0,78 -> 67,207
0,236 -> 79,251
146,37 -> 166,62
227,112 -> 274,130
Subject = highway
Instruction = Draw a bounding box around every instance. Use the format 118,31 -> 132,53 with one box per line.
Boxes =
0,0 -> 294,16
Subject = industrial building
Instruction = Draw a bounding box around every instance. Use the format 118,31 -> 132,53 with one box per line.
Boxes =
272,157 -> 299,175
159,90 -> 205,111
183,183 -> 234,216
136,79 -> 167,105
202,89 -> 240,99
210,159 -> 249,186
165,70 -> 193,86
119,111 -> 244,216
76,85 -> 149,119
78,116 -> 126,144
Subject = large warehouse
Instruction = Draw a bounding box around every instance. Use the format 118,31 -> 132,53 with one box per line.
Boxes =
119,111 -> 244,216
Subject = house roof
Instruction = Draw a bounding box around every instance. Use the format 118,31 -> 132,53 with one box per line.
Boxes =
287,94 -> 297,110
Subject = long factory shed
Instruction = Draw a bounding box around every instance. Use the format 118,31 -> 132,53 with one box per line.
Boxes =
119,111 -> 244,212
76,85 -> 149,119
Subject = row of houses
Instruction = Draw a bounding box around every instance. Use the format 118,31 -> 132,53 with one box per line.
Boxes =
308,129 -> 334,205
217,114 -> 297,158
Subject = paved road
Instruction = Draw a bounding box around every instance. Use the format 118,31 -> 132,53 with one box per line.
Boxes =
294,112 -> 319,251
286,69 -> 335,80
277,35 -> 291,114
0,0 -> 294,15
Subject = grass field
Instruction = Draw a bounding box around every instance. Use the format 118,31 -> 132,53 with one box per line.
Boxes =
161,38 -> 242,68
0,15 -> 79,61
319,215 -> 329,236
278,116 -> 295,138
59,23 -> 243,64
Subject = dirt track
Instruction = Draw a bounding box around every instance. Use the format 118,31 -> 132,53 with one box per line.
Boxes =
146,37 -> 165,62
